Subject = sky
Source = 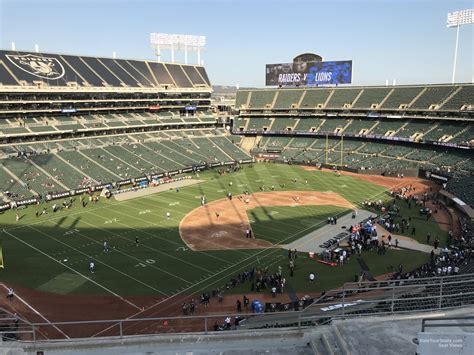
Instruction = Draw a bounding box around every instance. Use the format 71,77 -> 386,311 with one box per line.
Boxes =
0,0 -> 472,87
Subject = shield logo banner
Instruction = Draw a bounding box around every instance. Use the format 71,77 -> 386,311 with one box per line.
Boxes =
6,53 -> 65,80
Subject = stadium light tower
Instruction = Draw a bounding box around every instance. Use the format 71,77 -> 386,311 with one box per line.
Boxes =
447,9 -> 474,83
150,33 -> 206,64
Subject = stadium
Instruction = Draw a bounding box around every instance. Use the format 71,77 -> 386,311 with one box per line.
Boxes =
0,1 -> 473,354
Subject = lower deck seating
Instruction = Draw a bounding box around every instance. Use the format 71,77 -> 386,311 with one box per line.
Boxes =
446,177 -> 474,208
0,129 -> 250,200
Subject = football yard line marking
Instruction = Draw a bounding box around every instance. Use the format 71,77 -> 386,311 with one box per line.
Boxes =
1,174 -> 209,233
93,208 -> 354,337
64,219 -> 199,281
2,229 -> 141,311
1,164 -> 280,234
121,181 -> 399,319
27,225 -> 171,296
3,165 -> 300,234
102,200 -> 250,258
5,166 -> 398,337
79,216 -> 211,274
93,174 -> 396,337
0,283 -> 70,339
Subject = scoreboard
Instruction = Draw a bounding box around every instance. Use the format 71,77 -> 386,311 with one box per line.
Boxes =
266,60 -> 352,86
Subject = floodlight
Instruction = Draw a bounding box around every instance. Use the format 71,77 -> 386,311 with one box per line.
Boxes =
447,9 -> 474,83
447,9 -> 474,27
150,33 -> 206,64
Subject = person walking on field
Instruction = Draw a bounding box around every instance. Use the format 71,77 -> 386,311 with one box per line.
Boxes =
6,287 -> 14,301
243,295 -> 249,309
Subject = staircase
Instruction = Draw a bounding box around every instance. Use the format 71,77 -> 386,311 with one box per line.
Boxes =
351,89 -> 365,107
296,90 -> 307,109
270,91 -> 279,109
408,87 -> 427,108
379,88 -> 395,107
393,122 -> 409,136
439,86 -> 463,109
366,121 -> 379,135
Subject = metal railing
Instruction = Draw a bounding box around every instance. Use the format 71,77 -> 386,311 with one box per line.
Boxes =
421,316 -> 474,332
2,272 -> 474,343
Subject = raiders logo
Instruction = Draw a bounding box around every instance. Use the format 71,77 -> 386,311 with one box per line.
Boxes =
6,53 -> 65,80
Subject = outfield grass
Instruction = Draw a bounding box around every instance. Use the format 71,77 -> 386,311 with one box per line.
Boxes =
0,163 -> 425,300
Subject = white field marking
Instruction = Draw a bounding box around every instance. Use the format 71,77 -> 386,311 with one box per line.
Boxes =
2,177 -> 214,233
107,198 -> 251,259
237,184 -> 245,187
27,225 -> 171,296
0,283 -> 71,339
340,184 -> 347,188
93,200 -> 367,337
300,219 -> 317,227
217,189 -> 225,193
22,169 -> 397,333
78,213 -> 214,274
255,179 -> 263,182
80,226 -> 197,283
134,259 -> 156,268
63,228 -> 80,236
175,246 -> 188,251
249,220 -> 256,223
267,211 -> 279,216
168,202 -> 180,207
138,209 -> 151,215
70,227 -> 194,284
2,229 -> 141,311
104,218 -> 119,224
5,167 -> 284,233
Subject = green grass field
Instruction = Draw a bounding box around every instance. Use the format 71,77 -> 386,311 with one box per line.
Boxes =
0,163 -> 431,300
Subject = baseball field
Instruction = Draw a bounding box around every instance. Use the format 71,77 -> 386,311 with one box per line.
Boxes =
0,163 -> 445,322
